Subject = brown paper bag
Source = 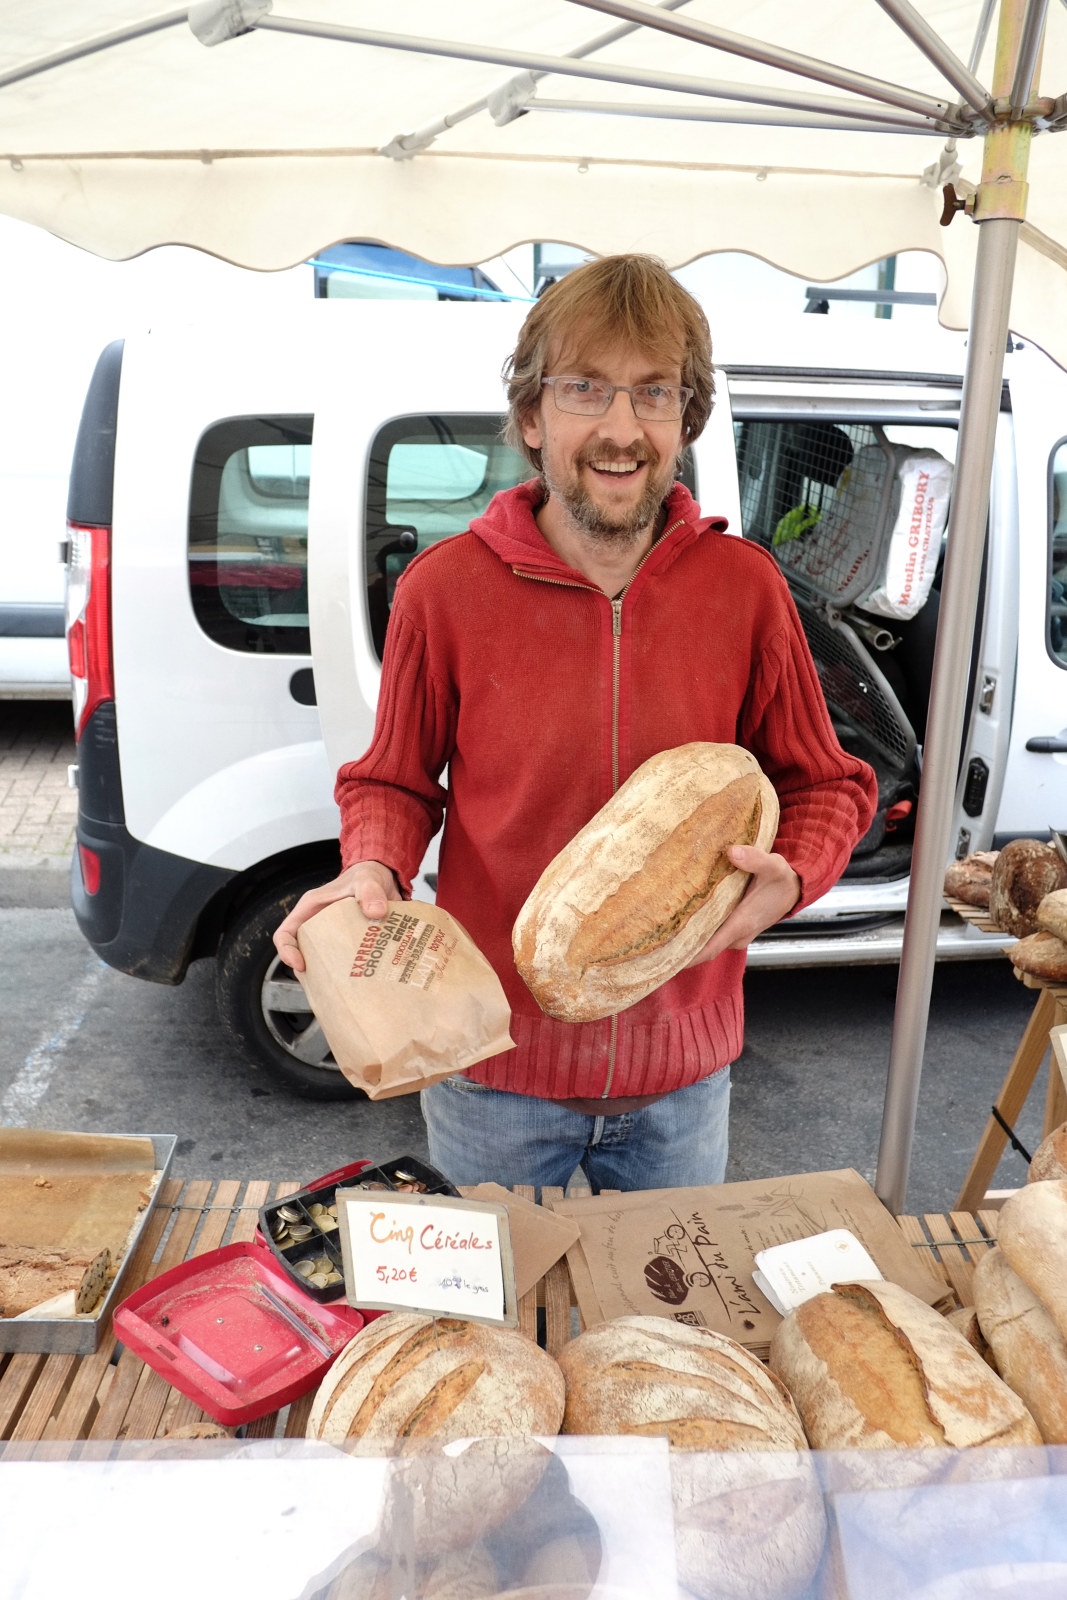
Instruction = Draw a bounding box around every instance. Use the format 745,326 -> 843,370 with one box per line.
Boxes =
296,898 -> 514,1098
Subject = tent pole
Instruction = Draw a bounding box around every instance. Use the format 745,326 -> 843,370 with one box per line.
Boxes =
875,0 -> 1042,1214
874,214 -> 1020,1214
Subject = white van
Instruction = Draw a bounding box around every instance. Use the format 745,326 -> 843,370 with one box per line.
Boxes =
64,298 -> 1067,1098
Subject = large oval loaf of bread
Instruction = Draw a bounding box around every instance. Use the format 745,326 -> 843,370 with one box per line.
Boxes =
768,1280 -> 1041,1450
513,743 -> 779,1022
972,1247 -> 1067,1443
997,1180 -> 1067,1342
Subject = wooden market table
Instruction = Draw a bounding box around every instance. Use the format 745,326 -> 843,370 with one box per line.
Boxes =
0,1175 -> 998,1448
946,896 -> 1067,1211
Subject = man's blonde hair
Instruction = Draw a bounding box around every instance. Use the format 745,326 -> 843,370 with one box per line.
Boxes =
503,253 -> 714,471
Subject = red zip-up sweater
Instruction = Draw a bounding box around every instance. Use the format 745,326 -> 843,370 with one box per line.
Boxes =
336,480 -> 877,1102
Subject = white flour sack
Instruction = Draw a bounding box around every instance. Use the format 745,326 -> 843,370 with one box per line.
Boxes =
859,450 -> 954,621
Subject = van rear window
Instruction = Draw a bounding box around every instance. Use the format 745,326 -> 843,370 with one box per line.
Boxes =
365,414 -> 696,661
188,415 -> 313,655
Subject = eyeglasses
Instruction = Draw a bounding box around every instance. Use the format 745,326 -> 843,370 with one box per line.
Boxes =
541,375 -> 693,421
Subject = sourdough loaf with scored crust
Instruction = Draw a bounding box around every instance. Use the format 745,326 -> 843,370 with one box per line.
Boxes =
558,1314 -> 807,1450
943,850 -> 999,909
513,743 -> 779,1022
1029,1122 -> 1067,1182
997,1180 -> 1067,1344
768,1279 -> 1041,1450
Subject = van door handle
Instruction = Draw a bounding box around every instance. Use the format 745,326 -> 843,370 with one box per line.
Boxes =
1025,736 -> 1067,752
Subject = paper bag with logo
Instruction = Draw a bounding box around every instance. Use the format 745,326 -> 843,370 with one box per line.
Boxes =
296,898 -> 514,1099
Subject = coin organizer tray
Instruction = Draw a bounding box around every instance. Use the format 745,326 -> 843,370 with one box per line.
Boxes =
257,1155 -> 459,1303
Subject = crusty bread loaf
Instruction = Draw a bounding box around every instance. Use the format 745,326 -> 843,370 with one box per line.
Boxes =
997,1180 -> 1067,1344
307,1311 -> 564,1449
1037,886 -> 1067,942
0,1244 -> 111,1317
943,851 -> 999,909
972,1246 -> 1067,1444
513,743 -> 779,1022
988,839 -> 1067,936
1029,1122 -> 1067,1182
943,1304 -> 996,1367
1007,930 -> 1067,981
768,1280 -> 1041,1450
558,1314 -> 806,1451
307,1313 -> 564,1556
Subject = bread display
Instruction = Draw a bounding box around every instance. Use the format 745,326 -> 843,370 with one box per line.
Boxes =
557,1314 -> 806,1450
1007,930 -> 1067,981
513,743 -> 779,1022
1037,886 -> 1067,942
767,1279 -> 1041,1450
988,839 -> 1067,937
997,1180 -> 1067,1343
1029,1122 -> 1067,1183
943,851 -> 999,909
972,1247 -> 1067,1444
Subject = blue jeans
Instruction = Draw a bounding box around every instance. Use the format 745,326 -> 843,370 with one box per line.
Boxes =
420,1067 -> 731,1193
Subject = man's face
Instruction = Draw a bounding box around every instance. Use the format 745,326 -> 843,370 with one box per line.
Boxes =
521,343 -> 686,545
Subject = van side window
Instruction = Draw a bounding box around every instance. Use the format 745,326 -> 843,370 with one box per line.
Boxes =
365,415 -> 698,662
1051,441 -> 1067,666
188,415 -> 313,655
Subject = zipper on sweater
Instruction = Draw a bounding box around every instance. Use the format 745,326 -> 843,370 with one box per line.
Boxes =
601,519 -> 683,1098
515,520 -> 684,1103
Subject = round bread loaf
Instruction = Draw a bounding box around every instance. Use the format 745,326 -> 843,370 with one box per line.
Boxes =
1007,930 -> 1067,981
307,1311 -> 564,1448
972,1246 -> 1067,1444
557,1314 -> 807,1451
513,743 -> 779,1022
768,1279 -> 1041,1450
1029,1122 -> 1067,1183
997,1180 -> 1067,1345
943,851 -> 999,909
307,1313 -> 564,1556
1037,886 -> 1067,942
988,840 -> 1067,937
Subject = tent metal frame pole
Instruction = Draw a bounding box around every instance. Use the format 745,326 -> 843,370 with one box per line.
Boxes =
874,214 -> 1020,1214
256,14 -> 971,132
525,97 -> 963,135
873,0 -> 994,115
564,0 -> 963,122
876,0 -> 1038,1215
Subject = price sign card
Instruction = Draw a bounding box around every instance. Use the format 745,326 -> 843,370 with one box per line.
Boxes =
335,1189 -> 517,1325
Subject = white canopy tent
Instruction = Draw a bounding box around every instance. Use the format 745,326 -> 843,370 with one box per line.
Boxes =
3,0 -> 1065,1210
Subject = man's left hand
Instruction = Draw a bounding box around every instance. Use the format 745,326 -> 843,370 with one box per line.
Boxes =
686,846 -> 802,966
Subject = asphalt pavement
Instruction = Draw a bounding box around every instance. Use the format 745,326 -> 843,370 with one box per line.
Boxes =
0,699 -> 1046,1213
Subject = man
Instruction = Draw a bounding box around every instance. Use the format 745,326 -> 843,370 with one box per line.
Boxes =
274,254 -> 877,1191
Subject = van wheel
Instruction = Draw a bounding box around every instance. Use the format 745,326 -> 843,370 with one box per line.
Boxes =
216,881 -> 362,1101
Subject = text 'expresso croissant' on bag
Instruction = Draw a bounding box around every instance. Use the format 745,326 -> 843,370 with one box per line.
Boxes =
296,899 -> 514,1098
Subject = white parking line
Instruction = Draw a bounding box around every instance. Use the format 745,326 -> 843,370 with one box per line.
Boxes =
1,958 -> 104,1125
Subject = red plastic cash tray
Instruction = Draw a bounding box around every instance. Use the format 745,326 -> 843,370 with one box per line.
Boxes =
113,1241 -> 365,1425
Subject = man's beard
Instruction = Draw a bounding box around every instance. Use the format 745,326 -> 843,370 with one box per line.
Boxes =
542,448 -> 676,544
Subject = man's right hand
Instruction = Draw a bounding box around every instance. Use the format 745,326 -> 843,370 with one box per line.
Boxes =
272,860 -> 400,973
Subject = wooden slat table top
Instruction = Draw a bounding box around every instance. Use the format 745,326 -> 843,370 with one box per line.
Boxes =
0,1176 -> 557,1446
2,1180 -> 995,1447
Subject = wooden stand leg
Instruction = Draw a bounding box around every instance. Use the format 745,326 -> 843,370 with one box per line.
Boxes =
955,987 -> 1058,1212
1043,1012 -> 1067,1137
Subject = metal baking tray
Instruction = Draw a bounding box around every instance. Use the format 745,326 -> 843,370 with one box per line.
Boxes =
0,1132 -> 177,1355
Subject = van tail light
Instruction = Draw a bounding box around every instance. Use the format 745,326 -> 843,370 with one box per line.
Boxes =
66,521 -> 113,742
78,843 -> 101,896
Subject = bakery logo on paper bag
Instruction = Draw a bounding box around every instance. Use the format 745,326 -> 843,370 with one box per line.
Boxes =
349,910 -> 455,989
